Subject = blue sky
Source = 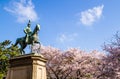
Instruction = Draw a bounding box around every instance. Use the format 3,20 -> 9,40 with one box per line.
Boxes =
0,0 -> 120,52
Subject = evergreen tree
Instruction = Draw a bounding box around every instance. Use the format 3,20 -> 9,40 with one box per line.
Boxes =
0,40 -> 20,79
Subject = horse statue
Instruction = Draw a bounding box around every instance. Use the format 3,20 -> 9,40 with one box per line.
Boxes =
14,24 -> 41,55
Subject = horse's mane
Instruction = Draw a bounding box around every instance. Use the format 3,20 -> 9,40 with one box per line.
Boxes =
32,25 -> 37,34
32,25 -> 38,35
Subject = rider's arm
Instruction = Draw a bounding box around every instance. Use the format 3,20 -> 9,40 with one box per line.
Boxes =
24,28 -> 27,34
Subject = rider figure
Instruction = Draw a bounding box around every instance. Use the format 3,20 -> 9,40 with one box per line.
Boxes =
24,20 -> 32,43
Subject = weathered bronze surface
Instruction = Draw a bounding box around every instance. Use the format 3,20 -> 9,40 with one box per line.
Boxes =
14,20 -> 41,54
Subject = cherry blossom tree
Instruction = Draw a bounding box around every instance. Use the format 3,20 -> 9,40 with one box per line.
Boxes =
38,45 -> 104,79
98,33 -> 120,79
40,46 -> 73,79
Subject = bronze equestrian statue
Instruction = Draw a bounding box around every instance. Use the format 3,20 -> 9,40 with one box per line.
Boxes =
14,20 -> 41,55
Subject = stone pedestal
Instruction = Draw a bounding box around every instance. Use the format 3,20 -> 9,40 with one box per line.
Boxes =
6,53 -> 47,79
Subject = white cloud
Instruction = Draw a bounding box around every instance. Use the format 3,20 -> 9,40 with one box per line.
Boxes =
4,0 -> 38,23
57,33 -> 78,43
80,5 -> 104,26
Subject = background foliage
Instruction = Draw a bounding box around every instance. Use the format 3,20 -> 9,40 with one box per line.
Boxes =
0,40 -> 20,79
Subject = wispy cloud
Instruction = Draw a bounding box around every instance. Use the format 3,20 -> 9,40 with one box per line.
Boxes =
56,33 -> 78,43
80,5 -> 104,26
4,0 -> 38,23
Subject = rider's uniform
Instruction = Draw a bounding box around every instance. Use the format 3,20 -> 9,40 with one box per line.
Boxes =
24,26 -> 32,43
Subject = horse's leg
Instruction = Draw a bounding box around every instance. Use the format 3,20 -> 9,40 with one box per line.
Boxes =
35,41 -> 41,49
22,49 -> 25,55
14,39 -> 23,54
20,49 -> 22,55
19,42 -> 27,55
32,41 -> 41,53
22,44 -> 27,55
20,47 -> 25,55
38,42 -> 41,53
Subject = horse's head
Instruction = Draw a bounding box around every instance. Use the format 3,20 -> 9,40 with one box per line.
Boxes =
36,24 -> 40,31
32,24 -> 40,36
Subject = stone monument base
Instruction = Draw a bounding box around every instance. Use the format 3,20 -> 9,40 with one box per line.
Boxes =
6,53 -> 47,79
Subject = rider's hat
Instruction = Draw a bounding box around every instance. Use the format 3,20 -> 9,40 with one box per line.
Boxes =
28,20 -> 31,25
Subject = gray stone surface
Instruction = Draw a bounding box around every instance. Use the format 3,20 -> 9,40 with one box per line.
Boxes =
6,53 -> 47,79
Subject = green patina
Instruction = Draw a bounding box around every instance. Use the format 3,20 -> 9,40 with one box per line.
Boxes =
14,20 -> 41,55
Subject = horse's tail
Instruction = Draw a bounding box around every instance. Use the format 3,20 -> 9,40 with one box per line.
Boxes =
14,38 -> 19,47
